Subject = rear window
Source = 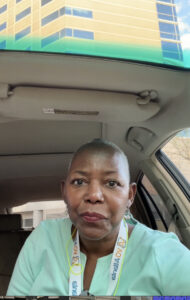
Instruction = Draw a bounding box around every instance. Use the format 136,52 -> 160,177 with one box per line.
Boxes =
12,200 -> 68,228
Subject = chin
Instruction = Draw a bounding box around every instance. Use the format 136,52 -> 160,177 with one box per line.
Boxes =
79,227 -> 107,241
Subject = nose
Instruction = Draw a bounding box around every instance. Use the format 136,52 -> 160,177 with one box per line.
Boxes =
85,181 -> 104,203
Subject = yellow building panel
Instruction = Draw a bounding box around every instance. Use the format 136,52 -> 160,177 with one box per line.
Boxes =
0,0 -> 7,6
15,16 -> 31,33
32,20 -> 40,32
15,0 -> 31,14
32,2 -> 40,35
67,0 -> 157,20
94,31 -> 161,47
0,14 -> 8,24
63,17 -> 160,40
7,4 -> 15,29
41,20 -> 65,37
93,0 -> 156,11
93,12 -> 158,30
7,25 -> 14,35
41,1 -> 65,18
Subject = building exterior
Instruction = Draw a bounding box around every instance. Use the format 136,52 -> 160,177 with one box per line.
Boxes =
0,0 -> 183,62
12,200 -> 68,228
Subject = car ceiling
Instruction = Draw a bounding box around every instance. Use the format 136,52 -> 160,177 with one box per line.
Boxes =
0,51 -> 189,208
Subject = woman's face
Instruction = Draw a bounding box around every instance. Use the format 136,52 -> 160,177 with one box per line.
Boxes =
62,149 -> 135,241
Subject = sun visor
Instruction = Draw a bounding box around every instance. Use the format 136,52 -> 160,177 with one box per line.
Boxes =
0,87 -> 160,122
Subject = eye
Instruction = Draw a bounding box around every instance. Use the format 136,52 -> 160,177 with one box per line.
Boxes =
106,180 -> 119,188
71,179 -> 86,186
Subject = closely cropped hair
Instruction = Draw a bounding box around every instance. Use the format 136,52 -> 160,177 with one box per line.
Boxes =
67,138 -> 130,183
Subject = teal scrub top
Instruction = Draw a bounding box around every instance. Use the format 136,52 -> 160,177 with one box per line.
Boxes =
7,218 -> 190,296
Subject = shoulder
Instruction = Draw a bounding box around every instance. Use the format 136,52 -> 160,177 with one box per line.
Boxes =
130,222 -> 190,260
133,223 -> 190,276
131,221 -> 180,244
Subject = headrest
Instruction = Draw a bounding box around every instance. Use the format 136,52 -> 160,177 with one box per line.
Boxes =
0,214 -> 22,231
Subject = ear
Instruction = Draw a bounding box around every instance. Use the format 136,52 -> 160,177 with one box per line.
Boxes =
127,183 -> 137,208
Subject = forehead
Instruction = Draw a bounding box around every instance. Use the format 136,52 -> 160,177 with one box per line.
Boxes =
69,148 -> 128,175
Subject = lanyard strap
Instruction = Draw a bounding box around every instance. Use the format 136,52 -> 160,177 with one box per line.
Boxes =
69,219 -> 128,296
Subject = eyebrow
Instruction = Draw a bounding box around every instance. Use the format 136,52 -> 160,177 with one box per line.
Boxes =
72,170 -> 118,175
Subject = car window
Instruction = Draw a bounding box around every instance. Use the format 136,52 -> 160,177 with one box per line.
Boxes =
140,175 -> 172,232
162,128 -> 190,184
12,200 -> 68,228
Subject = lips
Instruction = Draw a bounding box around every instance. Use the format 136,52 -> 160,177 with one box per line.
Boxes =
80,211 -> 106,222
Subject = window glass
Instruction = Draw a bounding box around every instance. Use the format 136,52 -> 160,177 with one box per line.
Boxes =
41,32 -> 59,47
15,26 -> 30,41
162,50 -> 180,59
16,0 -> 23,3
162,129 -> 190,184
159,22 -> 175,33
158,13 -> 176,22
41,0 -> 52,6
23,218 -> 33,228
0,40 -> 6,49
16,7 -> 31,22
141,175 -> 172,231
12,200 -> 67,228
157,3 -> 173,15
160,32 -> 179,40
73,29 -> 94,40
0,22 -> 6,32
60,28 -> 72,38
62,7 -> 72,15
161,40 -> 179,52
0,4 -> 7,14
42,10 -> 59,26
159,0 -> 174,3
73,8 -> 93,19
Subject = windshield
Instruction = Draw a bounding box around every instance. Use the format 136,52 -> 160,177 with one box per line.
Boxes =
0,0 -> 190,69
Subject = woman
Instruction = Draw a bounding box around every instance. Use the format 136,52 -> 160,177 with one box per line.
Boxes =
7,139 -> 190,296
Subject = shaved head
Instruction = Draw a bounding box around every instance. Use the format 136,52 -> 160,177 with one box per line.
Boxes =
67,139 -> 130,184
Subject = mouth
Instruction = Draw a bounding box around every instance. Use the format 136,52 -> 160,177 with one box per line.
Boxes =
80,212 -> 106,222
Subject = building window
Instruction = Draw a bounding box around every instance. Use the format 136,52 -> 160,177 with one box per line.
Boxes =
41,0 -> 52,6
60,28 -> 72,38
158,13 -> 176,22
16,7 -> 31,22
159,21 -> 175,33
161,41 -> 183,60
0,4 -> 7,14
42,10 -> 59,26
0,40 -> 6,49
157,0 -> 174,3
42,7 -> 93,26
159,21 -> 180,40
60,7 -> 72,15
0,22 -> 6,32
72,8 -> 93,18
16,0 -> 23,3
23,218 -> 33,228
41,32 -> 59,47
73,29 -> 94,40
161,40 -> 179,52
15,26 -> 31,41
157,3 -> 173,15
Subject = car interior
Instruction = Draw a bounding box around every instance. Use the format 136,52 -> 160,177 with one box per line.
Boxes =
0,49 -> 190,295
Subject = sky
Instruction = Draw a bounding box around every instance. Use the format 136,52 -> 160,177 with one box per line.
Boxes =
175,0 -> 190,64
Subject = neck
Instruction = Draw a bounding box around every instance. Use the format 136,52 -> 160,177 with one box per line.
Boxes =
79,229 -> 119,258
71,222 -> 134,258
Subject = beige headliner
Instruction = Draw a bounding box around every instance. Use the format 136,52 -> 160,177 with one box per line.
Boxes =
0,52 -> 189,207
